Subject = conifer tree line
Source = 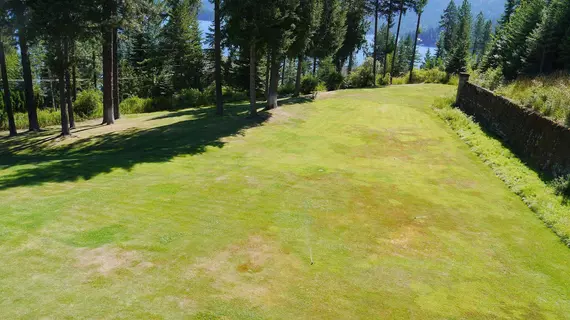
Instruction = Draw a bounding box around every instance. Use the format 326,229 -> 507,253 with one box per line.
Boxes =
431,0 -> 570,80
1,0 -> 515,137
480,0 -> 570,80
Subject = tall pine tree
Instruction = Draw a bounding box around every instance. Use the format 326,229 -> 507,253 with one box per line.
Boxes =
161,0 -> 203,92
445,0 -> 471,74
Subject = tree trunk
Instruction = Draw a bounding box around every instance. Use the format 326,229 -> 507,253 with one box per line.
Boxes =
372,0 -> 379,86
267,51 -> 279,109
113,26 -> 120,120
64,39 -> 75,129
383,0 -> 393,77
19,31 -> 40,131
102,26 -> 114,125
72,43 -> 77,101
409,12 -> 422,83
390,0 -> 404,83
92,50 -> 97,88
0,41 -> 17,136
57,40 -> 70,136
214,0 -> 223,116
249,42 -> 257,117
294,55 -> 303,97
281,58 -> 286,86
312,57 -> 317,76
49,69 -> 56,109
348,52 -> 354,75
265,51 -> 270,101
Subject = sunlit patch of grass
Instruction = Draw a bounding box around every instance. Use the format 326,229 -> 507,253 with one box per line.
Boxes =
1,86 -> 570,318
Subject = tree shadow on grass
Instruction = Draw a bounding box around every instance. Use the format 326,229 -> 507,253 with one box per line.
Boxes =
0,102 -> 272,191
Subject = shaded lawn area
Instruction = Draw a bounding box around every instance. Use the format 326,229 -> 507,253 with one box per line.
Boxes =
0,85 -> 569,319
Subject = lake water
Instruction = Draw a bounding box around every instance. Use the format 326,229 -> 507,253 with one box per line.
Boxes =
198,20 -> 435,67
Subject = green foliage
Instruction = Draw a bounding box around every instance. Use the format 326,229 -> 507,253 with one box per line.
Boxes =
438,0 -> 459,58
175,88 -> 208,108
524,0 -> 570,74
278,82 -> 296,95
334,0 -> 369,68
376,73 -> 391,86
393,68 -> 456,85
393,34 -> 414,76
445,0 -> 471,74
119,96 -> 154,114
346,57 -> 376,88
495,73 -> 570,125
74,89 -> 102,117
300,75 -> 319,94
312,0 -> 347,60
472,67 -> 505,91
161,0 -> 203,91
324,71 -> 344,91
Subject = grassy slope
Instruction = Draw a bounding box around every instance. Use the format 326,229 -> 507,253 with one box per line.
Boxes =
1,85 -> 569,319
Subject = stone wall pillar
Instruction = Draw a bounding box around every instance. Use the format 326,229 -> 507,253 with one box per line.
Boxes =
456,72 -> 470,106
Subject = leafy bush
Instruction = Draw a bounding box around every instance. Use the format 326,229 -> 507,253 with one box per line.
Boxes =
323,71 -> 344,91
278,82 -> 296,95
391,69 -> 456,85
315,81 -> 327,93
74,89 -> 102,117
300,75 -> 319,94
203,84 -> 249,103
346,60 -> 375,88
472,67 -> 504,91
175,88 -> 208,109
119,96 -> 153,114
151,96 -> 175,112
552,174 -> 570,198
377,73 -> 391,86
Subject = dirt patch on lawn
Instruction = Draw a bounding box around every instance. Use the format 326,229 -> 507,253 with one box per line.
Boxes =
187,235 -> 303,305
75,246 -> 151,275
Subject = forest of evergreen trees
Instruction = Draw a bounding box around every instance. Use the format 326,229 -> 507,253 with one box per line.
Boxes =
1,0 -> 569,136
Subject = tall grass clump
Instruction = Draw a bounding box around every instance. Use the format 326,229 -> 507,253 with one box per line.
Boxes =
432,95 -> 570,246
472,70 -> 570,126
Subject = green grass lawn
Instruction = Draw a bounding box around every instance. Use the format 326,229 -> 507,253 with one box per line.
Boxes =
1,85 -> 570,319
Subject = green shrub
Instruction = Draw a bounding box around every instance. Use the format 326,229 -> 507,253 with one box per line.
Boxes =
376,73 -> 391,86
472,67 -> 504,91
74,89 -> 102,117
315,82 -> 327,93
300,75 -> 319,94
119,96 -> 153,114
552,175 -> 570,198
229,91 -> 249,102
151,96 -> 175,112
278,82 -> 296,95
324,71 -> 344,91
391,69 -> 455,85
346,66 -> 375,88
175,88 -> 208,109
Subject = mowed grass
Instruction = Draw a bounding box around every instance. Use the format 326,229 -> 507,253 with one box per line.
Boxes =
1,85 -> 570,319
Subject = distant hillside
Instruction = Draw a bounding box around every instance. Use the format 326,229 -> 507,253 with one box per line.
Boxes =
197,0 -> 506,43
